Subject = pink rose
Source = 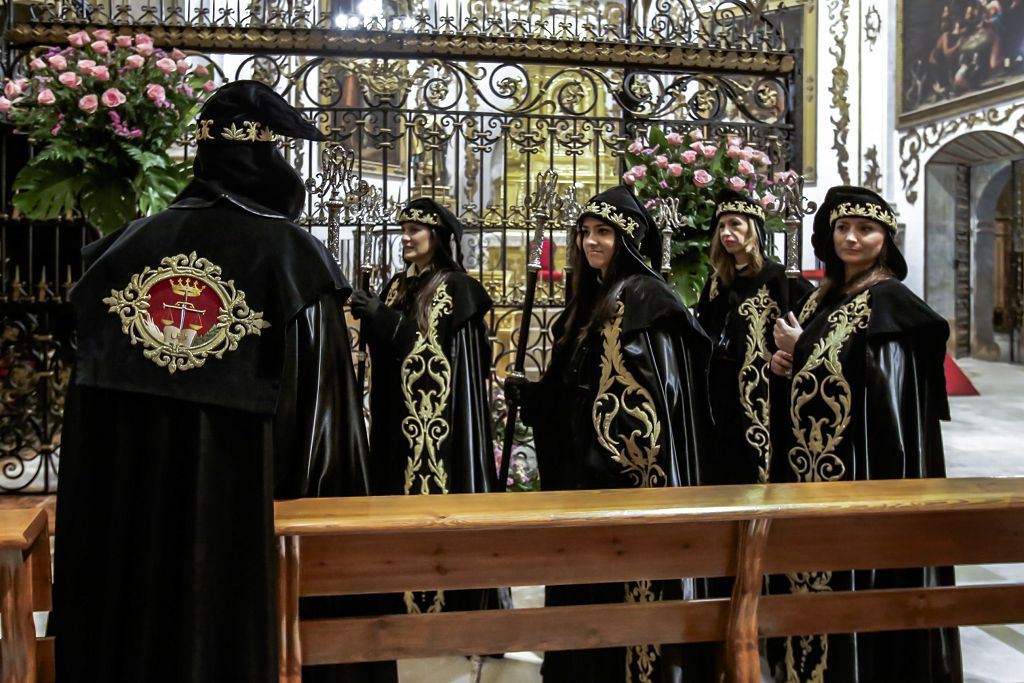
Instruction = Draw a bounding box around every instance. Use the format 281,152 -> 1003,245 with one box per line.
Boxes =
58,71 -> 81,88
658,181 -> 669,189
78,94 -> 98,113
689,141 -> 704,154
738,160 -> 755,175
29,58 -> 46,71
627,140 -> 643,154
171,49 -> 187,61
156,57 -> 176,75
755,151 -> 771,166
655,155 -> 669,169
681,150 -> 698,164
668,163 -> 683,177
726,145 -> 742,159
729,176 -> 745,191
741,146 -> 755,161
136,43 -> 154,57
47,55 -> 67,71
760,192 -> 777,209
665,131 -> 683,146
194,64 -> 209,77
727,134 -> 743,147
125,55 -> 144,69
36,88 -> 55,105
176,60 -> 190,75
135,33 -> 154,45
116,35 -> 133,47
93,29 -> 114,42
693,170 -> 713,188
90,40 -> 110,55
91,66 -> 110,81
145,83 -> 166,101
101,87 -> 126,108
0,97 -> 10,113
622,172 -> 638,185
3,81 -> 21,98
67,30 -> 90,48
202,80 -> 216,92
644,199 -> 657,210
689,129 -> 703,141
630,164 -> 647,179
703,145 -> 718,159
77,59 -> 96,75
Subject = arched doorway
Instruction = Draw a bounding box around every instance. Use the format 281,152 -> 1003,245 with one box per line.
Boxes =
924,131 -> 1024,362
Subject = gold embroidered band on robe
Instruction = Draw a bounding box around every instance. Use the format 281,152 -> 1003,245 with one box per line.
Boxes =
717,199 -> 765,221
103,251 -> 270,374
398,282 -> 454,614
398,207 -> 441,226
708,274 -> 720,302
784,290 -> 871,683
797,288 -> 823,325
829,201 -> 898,234
593,299 -> 665,681
582,201 -> 640,237
738,285 -> 780,483
194,118 -> 279,143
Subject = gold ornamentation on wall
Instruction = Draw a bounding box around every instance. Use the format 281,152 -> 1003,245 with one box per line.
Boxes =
827,0 -> 851,185
593,301 -> 666,488
787,290 -> 871,483
863,5 -> 881,49
738,286 -> 781,483
863,145 -> 882,193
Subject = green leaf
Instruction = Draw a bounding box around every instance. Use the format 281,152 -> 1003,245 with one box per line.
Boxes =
11,160 -> 83,220
647,126 -> 669,153
124,146 -> 169,171
669,251 -> 711,307
134,165 -> 188,216
79,173 -> 137,234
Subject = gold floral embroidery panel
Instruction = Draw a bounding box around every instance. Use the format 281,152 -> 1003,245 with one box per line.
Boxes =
737,285 -> 781,483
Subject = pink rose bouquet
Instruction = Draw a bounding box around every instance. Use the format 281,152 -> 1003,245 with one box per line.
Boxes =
621,125 -> 798,303
1,30 -> 219,232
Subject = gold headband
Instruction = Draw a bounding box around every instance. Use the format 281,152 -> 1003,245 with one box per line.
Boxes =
829,202 -> 898,233
581,201 -> 639,237
195,119 -> 279,143
398,207 -> 440,227
716,200 -> 765,221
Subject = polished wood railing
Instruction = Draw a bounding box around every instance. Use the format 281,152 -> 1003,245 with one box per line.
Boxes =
0,507 -> 51,683
275,477 -> 1024,683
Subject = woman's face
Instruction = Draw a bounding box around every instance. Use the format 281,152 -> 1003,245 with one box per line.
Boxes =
717,213 -> 752,257
401,221 -> 435,269
833,216 -> 886,272
579,216 -> 617,274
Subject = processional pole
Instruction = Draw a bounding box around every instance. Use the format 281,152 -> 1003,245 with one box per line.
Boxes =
655,196 -> 682,280
777,173 -> 816,278
498,169 -> 560,492
561,185 -> 581,303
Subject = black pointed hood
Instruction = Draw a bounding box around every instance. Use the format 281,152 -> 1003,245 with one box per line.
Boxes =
812,185 -> 907,281
578,185 -> 663,279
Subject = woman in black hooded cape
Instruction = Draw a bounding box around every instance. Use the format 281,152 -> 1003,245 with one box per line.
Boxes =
508,185 -> 715,683
767,186 -> 963,683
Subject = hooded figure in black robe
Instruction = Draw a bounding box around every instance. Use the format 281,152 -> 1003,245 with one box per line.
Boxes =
766,186 -> 963,683
507,186 -> 715,683
695,189 -> 797,486
54,81 -> 395,683
349,198 -> 508,616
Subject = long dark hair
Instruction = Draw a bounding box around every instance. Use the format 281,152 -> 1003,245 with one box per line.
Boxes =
556,232 -> 643,351
392,231 -> 452,333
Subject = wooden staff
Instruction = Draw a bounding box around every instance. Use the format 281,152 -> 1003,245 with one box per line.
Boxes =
498,169 -> 559,492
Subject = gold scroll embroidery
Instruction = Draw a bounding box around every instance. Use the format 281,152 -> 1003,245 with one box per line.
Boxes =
624,579 -> 660,683
783,290 -> 871,683
593,301 -> 666,488
399,282 -> 454,615
708,274 -> 720,302
798,288 -> 823,325
738,285 -> 781,483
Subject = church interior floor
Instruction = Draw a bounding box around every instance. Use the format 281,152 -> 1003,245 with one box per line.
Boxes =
400,357 -> 1024,683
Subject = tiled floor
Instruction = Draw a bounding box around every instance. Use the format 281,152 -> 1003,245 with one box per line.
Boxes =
401,357 -> 1024,683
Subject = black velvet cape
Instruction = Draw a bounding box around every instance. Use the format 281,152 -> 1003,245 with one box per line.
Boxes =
521,273 -> 716,683
361,268 -> 508,615
767,278 -> 963,683
695,259 -> 794,485
53,181 -> 394,683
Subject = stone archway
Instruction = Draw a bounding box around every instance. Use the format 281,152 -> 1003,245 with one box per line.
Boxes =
924,131 -> 1024,361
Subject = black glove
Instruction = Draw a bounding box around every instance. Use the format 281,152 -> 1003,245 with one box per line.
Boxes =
349,290 -> 381,320
503,374 -> 534,406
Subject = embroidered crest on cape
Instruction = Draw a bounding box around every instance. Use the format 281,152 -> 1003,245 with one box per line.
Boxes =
103,252 -> 270,374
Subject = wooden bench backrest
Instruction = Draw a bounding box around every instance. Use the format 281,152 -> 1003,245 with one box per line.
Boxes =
274,477 -> 1024,682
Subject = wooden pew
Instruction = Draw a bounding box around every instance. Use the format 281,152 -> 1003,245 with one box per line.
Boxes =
274,477 -> 1024,683
0,508 -> 52,683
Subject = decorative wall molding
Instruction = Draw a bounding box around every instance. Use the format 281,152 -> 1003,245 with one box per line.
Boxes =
827,0 -> 851,184
863,145 -> 882,192
897,104 -> 1024,204
863,6 -> 881,49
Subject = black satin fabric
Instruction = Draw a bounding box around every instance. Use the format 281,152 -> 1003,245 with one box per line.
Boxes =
54,292 -> 380,683
695,259 -> 790,485
766,280 -> 962,683
361,269 -> 509,615
521,274 -> 715,683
